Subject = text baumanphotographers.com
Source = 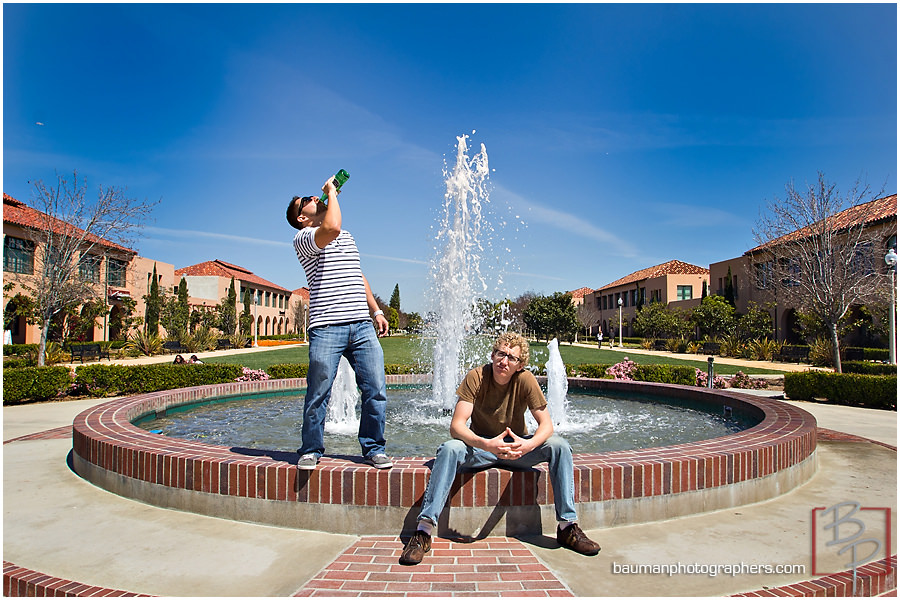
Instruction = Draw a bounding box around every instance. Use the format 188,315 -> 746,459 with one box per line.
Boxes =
611,562 -> 806,577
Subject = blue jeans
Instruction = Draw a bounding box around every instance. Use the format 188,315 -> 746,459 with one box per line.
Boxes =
300,320 -> 388,459
417,434 -> 578,526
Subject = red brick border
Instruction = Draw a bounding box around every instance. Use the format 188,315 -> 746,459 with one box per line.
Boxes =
70,376 -> 816,522
733,555 -> 896,597
3,561 -> 149,597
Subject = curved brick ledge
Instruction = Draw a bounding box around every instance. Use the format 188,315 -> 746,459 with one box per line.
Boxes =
71,376 -> 818,536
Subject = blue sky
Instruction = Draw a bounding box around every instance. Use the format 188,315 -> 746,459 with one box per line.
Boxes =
4,3 -> 896,314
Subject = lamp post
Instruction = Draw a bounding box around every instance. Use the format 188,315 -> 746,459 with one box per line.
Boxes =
886,249 -> 897,364
499,302 -> 511,333
252,291 -> 259,348
303,303 -> 309,343
617,297 -> 623,348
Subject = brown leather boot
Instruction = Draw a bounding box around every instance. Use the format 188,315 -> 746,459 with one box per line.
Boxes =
399,531 -> 432,565
557,523 -> 600,555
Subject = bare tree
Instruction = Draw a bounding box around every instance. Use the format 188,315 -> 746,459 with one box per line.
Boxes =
752,173 -> 889,372
10,172 -> 157,365
575,300 -> 600,342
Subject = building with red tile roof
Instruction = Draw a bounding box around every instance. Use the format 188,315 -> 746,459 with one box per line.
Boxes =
3,193 -> 177,344
175,259 -> 305,338
566,286 -> 594,306
584,260 -> 710,338
710,193 -> 896,343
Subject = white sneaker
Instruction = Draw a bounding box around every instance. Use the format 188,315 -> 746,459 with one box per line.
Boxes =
297,453 -> 318,470
364,453 -> 393,469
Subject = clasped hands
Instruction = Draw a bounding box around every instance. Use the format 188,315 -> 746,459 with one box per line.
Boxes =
486,427 -> 532,460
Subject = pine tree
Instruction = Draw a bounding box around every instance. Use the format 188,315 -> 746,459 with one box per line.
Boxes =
240,288 -> 253,335
220,277 -> 237,335
175,277 -> 190,334
724,266 -> 736,307
390,284 -> 401,313
144,263 -> 161,334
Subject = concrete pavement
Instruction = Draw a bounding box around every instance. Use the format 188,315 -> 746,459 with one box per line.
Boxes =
3,381 -> 895,596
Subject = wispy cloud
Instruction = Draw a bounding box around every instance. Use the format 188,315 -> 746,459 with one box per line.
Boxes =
145,226 -> 290,248
362,253 -> 428,265
506,270 -> 566,282
492,184 -> 639,258
146,226 -> 426,265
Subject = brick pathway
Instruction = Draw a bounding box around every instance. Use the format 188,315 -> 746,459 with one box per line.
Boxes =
294,536 -> 574,597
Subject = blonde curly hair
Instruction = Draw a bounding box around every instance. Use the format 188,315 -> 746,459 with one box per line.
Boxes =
492,332 -> 530,366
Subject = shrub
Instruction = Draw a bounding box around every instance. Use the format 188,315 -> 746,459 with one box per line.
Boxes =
3,343 -> 39,357
266,363 -> 308,379
842,361 -> 897,375
728,371 -> 768,389
235,367 -> 269,382
808,338 -> 834,367
665,337 -> 688,353
3,356 -> 33,369
719,335 -> 745,358
574,364 -> 613,378
3,366 -> 72,404
74,363 -> 244,397
228,333 -> 250,349
747,338 -> 781,361
695,368 -> 729,388
632,363 -> 695,385
784,371 -> 896,409
604,359 -> 694,386
125,330 -> 164,356
606,358 -> 637,380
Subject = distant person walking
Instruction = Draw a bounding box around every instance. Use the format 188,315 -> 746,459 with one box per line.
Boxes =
597,331 -> 603,348
286,175 -> 392,471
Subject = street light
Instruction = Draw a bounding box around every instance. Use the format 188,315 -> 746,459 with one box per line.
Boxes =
617,297 -> 623,348
886,249 -> 897,364
499,302 -> 511,333
252,291 -> 259,348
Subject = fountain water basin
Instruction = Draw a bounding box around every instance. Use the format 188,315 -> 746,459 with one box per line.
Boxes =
72,375 -> 817,537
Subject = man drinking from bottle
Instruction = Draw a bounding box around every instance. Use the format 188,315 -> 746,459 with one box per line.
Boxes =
286,174 -> 392,471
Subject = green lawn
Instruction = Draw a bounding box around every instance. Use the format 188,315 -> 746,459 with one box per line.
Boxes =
204,336 -> 783,376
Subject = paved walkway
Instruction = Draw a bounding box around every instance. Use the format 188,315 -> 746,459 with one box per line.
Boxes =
3,379 -> 896,596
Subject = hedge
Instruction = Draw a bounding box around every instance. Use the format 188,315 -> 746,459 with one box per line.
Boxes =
73,363 -> 245,397
784,371 -> 896,410
842,361 -> 897,375
3,366 -> 72,404
632,364 -> 697,386
266,363 -> 308,379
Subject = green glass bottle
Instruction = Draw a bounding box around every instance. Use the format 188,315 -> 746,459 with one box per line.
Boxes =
321,169 -> 350,204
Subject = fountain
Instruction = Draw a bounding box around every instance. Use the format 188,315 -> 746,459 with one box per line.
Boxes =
426,134 -> 493,410
70,133 -> 819,537
545,338 -> 569,427
324,357 -> 359,435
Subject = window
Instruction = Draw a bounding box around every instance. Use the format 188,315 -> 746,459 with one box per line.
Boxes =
754,261 -> 773,290
601,296 -> 607,310
851,242 -> 875,276
630,289 -> 638,306
4,236 -> 35,274
107,258 -> 127,287
79,253 -> 102,283
676,285 -> 692,301
779,258 -> 801,287
265,291 -> 271,307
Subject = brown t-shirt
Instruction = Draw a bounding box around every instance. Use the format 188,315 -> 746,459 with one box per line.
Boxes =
455,364 -> 547,438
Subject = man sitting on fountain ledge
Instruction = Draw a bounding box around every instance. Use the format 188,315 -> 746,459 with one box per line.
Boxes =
286,175 -> 392,471
400,332 -> 601,565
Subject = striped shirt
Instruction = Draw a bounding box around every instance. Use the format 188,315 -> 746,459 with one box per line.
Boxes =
293,227 -> 371,330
